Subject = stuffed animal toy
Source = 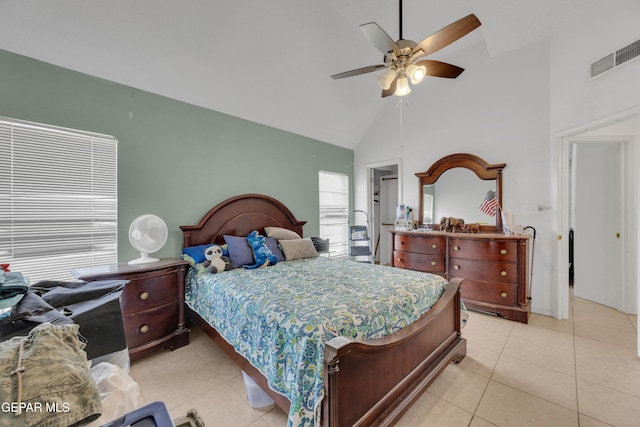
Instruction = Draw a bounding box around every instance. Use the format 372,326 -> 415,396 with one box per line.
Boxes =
463,223 -> 481,234
440,216 -> 465,232
203,245 -> 232,274
243,230 -> 278,269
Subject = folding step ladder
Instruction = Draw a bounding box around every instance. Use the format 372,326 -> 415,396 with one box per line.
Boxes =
349,210 -> 373,263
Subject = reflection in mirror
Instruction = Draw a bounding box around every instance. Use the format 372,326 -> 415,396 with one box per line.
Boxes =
422,188 -> 434,223
423,168 -> 497,224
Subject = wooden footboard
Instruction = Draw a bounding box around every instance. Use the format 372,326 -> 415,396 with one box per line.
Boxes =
322,277 -> 465,426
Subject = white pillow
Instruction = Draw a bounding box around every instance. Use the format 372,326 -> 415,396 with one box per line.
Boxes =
264,227 -> 301,240
279,238 -> 319,260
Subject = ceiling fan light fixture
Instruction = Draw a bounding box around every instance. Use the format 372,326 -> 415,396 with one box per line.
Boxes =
394,76 -> 411,96
377,69 -> 396,90
331,6 -> 481,99
407,63 -> 426,84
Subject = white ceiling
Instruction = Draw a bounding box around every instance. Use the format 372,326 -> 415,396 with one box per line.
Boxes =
0,0 -> 578,149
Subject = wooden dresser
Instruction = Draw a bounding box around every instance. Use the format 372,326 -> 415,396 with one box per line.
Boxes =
72,258 -> 190,360
390,230 -> 530,323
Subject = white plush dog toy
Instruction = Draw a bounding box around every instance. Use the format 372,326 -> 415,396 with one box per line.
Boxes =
203,245 -> 230,274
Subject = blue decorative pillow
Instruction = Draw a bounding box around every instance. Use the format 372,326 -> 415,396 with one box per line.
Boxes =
182,244 -> 228,269
182,244 -> 213,264
264,237 -> 285,262
223,235 -> 254,268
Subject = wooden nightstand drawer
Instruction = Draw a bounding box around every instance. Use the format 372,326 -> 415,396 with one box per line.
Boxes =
120,271 -> 178,315
393,250 -> 445,273
394,234 -> 446,255
123,302 -> 178,349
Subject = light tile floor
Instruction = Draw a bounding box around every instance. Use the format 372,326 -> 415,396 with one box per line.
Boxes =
130,290 -> 640,426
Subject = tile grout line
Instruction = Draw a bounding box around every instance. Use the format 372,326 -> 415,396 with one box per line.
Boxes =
571,291 -> 582,426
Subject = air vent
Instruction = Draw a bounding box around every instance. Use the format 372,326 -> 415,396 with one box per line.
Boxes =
591,38 -> 640,78
616,39 -> 640,66
591,54 -> 614,77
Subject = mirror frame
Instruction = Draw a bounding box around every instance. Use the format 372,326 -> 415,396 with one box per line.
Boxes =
416,153 -> 506,231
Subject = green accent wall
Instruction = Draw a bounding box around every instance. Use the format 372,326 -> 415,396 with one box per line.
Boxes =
0,49 -> 354,262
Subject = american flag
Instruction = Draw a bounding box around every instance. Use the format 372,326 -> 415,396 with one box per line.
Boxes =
479,190 -> 499,216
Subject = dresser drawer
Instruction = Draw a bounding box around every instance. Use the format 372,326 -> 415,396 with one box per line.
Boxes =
120,270 -> 178,315
394,235 -> 446,255
450,239 -> 518,262
393,251 -> 445,273
459,279 -> 518,306
449,258 -> 517,284
123,302 -> 178,348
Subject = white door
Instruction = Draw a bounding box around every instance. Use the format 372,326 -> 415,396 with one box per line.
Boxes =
572,142 -> 623,309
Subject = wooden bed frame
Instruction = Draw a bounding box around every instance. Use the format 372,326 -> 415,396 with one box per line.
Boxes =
180,194 -> 466,426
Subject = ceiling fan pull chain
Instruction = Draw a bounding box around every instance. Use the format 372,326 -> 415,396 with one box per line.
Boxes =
397,97 -> 408,144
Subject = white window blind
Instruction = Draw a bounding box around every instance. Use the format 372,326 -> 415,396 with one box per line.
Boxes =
319,171 -> 349,258
0,117 -> 117,283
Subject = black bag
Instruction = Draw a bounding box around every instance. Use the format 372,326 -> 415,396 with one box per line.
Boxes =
1,279 -> 128,360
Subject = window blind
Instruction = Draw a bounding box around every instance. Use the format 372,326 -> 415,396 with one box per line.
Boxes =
0,117 -> 117,283
319,171 -> 349,258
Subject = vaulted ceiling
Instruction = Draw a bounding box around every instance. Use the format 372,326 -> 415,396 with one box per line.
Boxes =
0,0 -> 579,149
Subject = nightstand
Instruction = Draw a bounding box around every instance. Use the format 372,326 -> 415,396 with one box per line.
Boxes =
71,258 -> 189,360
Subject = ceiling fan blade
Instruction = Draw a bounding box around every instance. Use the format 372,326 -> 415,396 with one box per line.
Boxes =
359,22 -> 400,55
411,14 -> 481,58
331,64 -> 387,80
382,77 -> 398,98
416,60 -> 465,79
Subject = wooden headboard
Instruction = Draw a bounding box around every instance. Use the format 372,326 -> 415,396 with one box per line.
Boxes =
180,194 -> 307,248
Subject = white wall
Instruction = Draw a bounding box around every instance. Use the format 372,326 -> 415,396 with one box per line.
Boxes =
549,1 -> 640,134
549,0 -> 640,319
354,1 -> 640,318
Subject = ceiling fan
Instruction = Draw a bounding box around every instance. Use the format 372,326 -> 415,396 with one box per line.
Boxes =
331,1 -> 481,97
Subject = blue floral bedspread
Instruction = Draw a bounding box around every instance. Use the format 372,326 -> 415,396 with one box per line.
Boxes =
185,257 -> 449,427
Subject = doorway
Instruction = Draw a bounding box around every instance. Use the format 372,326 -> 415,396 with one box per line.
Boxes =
556,111 -> 638,322
366,159 -> 402,265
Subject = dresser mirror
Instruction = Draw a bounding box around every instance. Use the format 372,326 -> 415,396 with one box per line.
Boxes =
416,153 -> 506,231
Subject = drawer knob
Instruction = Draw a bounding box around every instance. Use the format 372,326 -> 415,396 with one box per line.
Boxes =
500,249 -> 507,255
501,292 -> 508,298
432,244 -> 437,249
501,270 -> 508,277
139,291 -> 149,300
453,246 -> 460,251
454,265 -> 460,271
397,257 -> 403,263
140,325 -> 150,334
431,261 -> 436,266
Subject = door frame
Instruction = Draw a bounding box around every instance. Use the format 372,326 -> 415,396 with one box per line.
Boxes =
366,158 -> 403,263
555,108 -> 638,321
